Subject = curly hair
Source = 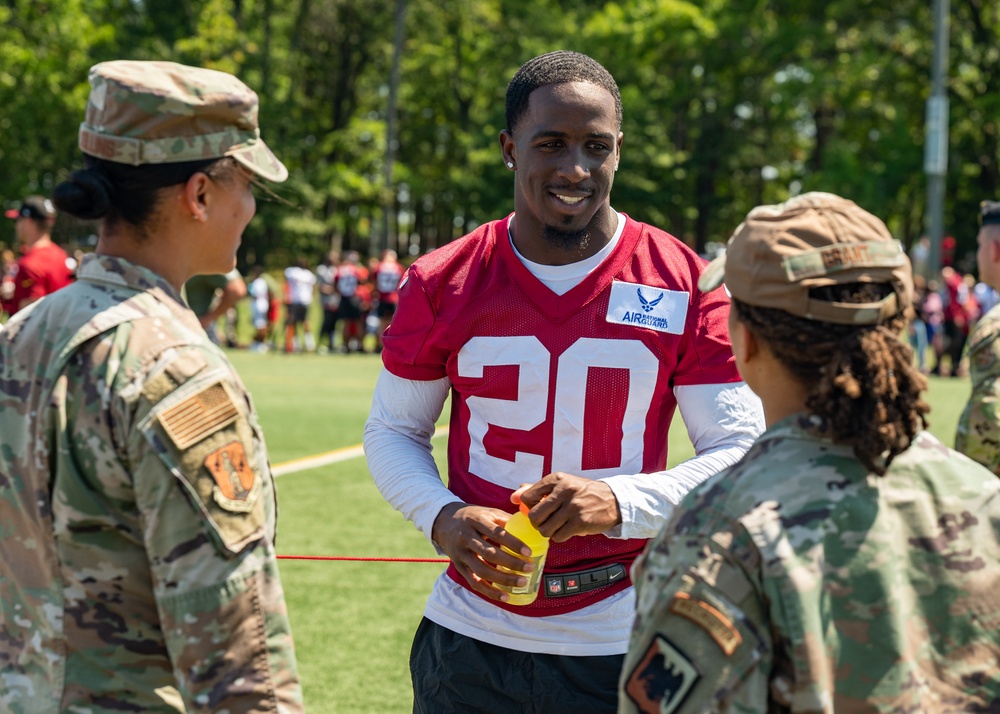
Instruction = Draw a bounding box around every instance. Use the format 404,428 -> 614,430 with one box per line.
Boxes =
505,50 -> 622,134
732,283 -> 930,475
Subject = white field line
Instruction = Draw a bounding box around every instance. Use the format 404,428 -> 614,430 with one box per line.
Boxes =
271,425 -> 449,477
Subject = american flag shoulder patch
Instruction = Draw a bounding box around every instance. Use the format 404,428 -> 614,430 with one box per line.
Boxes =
158,381 -> 240,449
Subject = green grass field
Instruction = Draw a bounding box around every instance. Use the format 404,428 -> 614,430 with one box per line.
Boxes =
227,349 -> 970,712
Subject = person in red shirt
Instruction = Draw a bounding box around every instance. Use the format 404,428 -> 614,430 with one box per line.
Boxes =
3,195 -> 72,316
934,265 -> 973,377
372,248 -> 404,352
363,50 -> 764,712
335,250 -> 370,353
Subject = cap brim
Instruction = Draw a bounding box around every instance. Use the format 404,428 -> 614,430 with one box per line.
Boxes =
230,140 -> 288,183
4,209 -> 20,219
698,253 -> 727,293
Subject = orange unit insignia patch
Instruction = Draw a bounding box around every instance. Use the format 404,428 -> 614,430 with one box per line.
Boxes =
205,441 -> 262,512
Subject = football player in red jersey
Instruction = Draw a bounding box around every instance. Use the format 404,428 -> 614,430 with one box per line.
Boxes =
335,250 -> 369,353
372,249 -> 404,352
2,196 -> 72,317
363,51 -> 764,712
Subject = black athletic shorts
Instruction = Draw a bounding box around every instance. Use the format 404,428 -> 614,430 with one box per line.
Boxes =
285,302 -> 308,325
376,300 -> 397,319
337,295 -> 363,320
409,617 -> 623,713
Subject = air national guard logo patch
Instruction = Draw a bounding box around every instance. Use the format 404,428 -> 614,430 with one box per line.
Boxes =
205,441 -> 262,512
625,635 -> 700,714
606,280 -> 688,335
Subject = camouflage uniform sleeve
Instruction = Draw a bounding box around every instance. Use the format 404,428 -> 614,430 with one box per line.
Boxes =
619,517 -> 771,714
955,311 -> 1000,476
123,343 -> 304,713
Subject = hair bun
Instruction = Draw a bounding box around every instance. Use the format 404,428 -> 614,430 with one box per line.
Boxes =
52,168 -> 114,220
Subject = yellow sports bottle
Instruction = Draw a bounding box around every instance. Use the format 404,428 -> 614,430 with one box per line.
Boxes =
496,501 -> 550,605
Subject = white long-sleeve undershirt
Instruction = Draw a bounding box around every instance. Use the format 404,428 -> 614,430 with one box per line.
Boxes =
363,369 -> 764,545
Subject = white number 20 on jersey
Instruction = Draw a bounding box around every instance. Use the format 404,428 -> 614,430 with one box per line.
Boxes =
458,336 -> 659,488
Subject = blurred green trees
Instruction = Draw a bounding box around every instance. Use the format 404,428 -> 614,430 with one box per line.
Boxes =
1,0 -> 997,271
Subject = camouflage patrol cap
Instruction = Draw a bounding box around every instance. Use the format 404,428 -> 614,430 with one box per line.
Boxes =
699,192 -> 912,325
79,60 -> 287,182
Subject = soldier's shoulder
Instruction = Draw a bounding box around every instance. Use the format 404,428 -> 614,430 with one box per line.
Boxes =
2,280 -> 94,333
714,429 -> 838,504
676,426 -> 862,546
969,305 -> 1000,351
141,312 -> 230,360
669,437 -> 795,535
980,303 -> 1000,327
895,432 -> 1000,495
104,314 -> 235,403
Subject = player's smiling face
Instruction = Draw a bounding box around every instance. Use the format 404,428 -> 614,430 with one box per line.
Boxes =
502,81 -> 622,258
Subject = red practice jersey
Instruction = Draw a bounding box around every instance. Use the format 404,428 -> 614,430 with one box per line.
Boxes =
4,243 -> 72,315
382,214 -> 740,616
374,261 -> 404,304
335,264 -> 368,298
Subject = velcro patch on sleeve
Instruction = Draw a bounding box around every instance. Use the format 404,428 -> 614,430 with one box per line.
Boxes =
624,634 -> 700,714
163,349 -> 208,384
669,592 -> 742,655
158,381 -> 239,449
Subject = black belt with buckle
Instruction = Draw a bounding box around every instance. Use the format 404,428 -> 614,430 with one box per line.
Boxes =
543,563 -> 627,598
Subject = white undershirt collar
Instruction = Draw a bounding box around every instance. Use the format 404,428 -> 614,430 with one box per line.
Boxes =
508,211 -> 625,296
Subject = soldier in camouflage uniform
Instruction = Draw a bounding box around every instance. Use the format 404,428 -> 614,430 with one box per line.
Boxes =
955,200 -> 1000,475
0,61 -> 304,712
619,192 -> 1000,713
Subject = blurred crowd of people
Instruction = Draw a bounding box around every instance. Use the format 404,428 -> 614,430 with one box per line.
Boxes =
174,247 -> 404,355
0,195 -> 405,353
0,195 -> 406,354
908,259 -> 999,378
280,247 -> 404,354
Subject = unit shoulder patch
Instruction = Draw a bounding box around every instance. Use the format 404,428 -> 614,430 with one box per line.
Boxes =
625,634 -> 700,713
204,441 -> 262,512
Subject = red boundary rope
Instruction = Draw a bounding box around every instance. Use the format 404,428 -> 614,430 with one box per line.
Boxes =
278,555 -> 448,563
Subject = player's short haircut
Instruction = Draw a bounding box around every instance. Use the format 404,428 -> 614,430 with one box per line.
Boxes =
505,50 -> 623,134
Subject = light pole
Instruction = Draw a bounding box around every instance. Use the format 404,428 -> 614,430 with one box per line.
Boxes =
924,0 -> 950,279
380,0 -> 407,255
